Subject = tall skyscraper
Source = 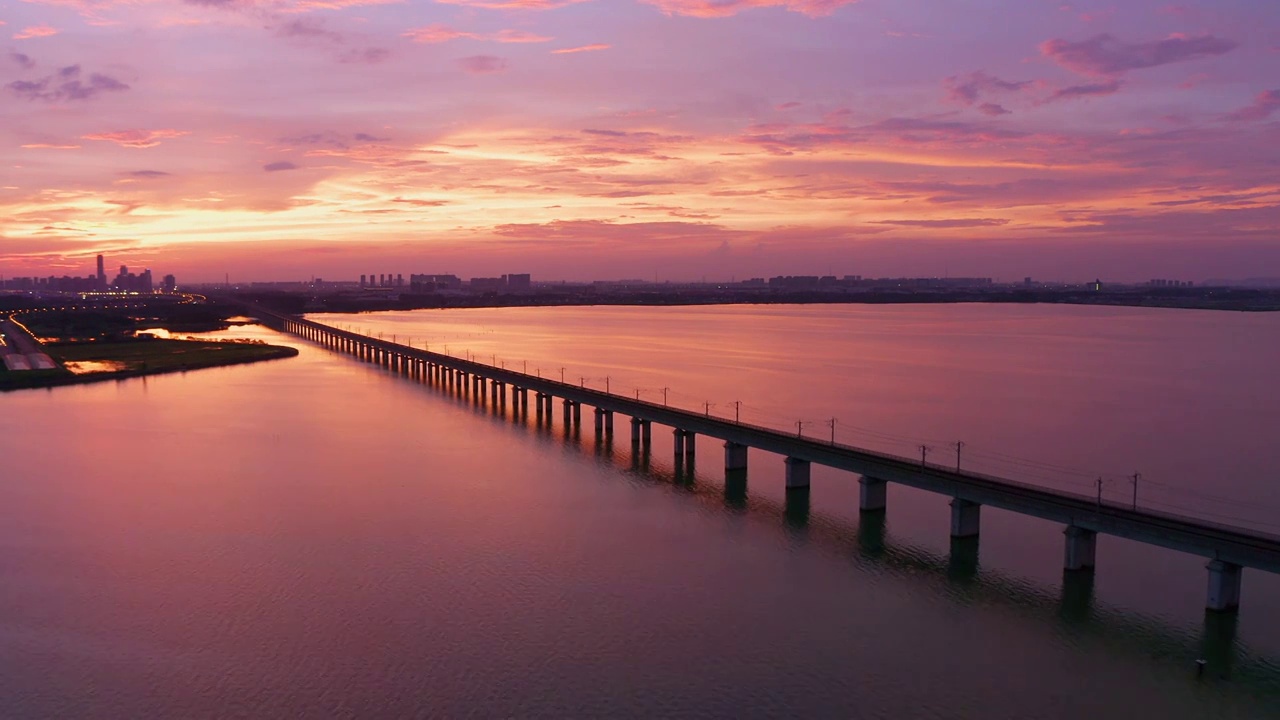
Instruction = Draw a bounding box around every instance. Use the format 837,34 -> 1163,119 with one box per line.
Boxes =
96,255 -> 106,289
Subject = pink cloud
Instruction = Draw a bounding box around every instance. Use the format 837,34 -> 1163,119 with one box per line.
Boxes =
13,25 -> 60,40
403,24 -> 480,43
1225,90 -> 1280,122
1041,33 -> 1237,76
551,43 -> 610,54
944,71 -> 1032,112
872,218 -> 1010,228
435,0 -> 589,8
640,0 -> 859,17
457,55 -> 508,73
1041,80 -> 1123,103
403,24 -> 551,44
492,29 -> 552,43
83,129 -> 190,148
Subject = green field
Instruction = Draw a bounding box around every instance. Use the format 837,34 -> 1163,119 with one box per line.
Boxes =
0,339 -> 297,391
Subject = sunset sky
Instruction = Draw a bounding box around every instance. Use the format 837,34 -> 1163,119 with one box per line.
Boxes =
2,0 -> 1278,282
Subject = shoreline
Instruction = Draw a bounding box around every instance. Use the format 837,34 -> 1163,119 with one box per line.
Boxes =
0,343 -> 299,393
245,290 -> 1280,316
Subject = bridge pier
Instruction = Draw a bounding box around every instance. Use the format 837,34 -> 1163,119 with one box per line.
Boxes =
673,429 -> 687,459
1206,560 -> 1243,613
724,442 -> 748,472
594,408 -> 614,438
572,401 -> 581,428
784,457 -> 811,490
536,392 -> 547,422
950,498 -> 981,539
1063,526 -> 1097,571
859,476 -> 887,512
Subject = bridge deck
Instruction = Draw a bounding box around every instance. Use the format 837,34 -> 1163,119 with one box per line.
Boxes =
266,310 -> 1280,576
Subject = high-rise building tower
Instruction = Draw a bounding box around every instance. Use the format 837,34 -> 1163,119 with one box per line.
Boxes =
96,255 -> 106,289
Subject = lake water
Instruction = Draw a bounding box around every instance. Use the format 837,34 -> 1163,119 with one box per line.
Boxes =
1,303 -> 1277,718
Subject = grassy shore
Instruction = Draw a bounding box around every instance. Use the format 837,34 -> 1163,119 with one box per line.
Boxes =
0,338 -> 298,392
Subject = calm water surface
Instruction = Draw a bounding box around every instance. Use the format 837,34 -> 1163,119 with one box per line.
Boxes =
1,303 -> 1277,718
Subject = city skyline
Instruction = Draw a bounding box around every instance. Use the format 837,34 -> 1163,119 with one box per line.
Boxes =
2,1 -> 1278,282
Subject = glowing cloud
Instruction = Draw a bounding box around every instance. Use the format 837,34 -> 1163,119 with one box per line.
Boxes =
13,25 -> 60,40
640,0 -> 859,17
551,43 -> 609,54
83,129 -> 191,148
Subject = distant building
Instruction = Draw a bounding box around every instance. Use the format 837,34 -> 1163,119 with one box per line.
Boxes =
161,274 -> 176,292
111,265 -> 153,292
505,273 -> 531,290
470,277 -> 505,291
409,274 -> 463,293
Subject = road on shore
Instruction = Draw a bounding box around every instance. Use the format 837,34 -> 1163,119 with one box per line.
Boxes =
0,315 -> 57,371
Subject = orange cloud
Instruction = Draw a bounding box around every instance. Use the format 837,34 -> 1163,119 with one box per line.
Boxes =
435,0 -> 588,8
83,129 -> 190,148
403,24 -> 479,43
552,43 -> 610,54
403,24 -> 551,44
640,0 -> 858,17
14,25 -> 60,40
20,143 -> 82,150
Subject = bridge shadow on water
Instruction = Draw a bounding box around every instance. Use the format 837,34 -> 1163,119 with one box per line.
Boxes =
356,346 -> 1278,696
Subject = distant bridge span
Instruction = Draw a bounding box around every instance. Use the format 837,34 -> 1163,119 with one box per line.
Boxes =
251,305 -> 1280,615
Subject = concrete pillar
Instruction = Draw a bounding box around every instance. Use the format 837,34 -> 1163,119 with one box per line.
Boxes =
631,417 -> 643,445
536,393 -> 547,421
562,399 -> 571,427
641,419 -> 651,447
1063,526 -> 1097,571
673,429 -> 686,457
724,442 -> 748,471
784,457 -> 811,489
950,498 -> 981,539
684,432 -> 696,459
603,410 -> 613,437
571,401 -> 581,427
859,477 -> 887,512
594,407 -> 605,436
1206,560 -> 1243,613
